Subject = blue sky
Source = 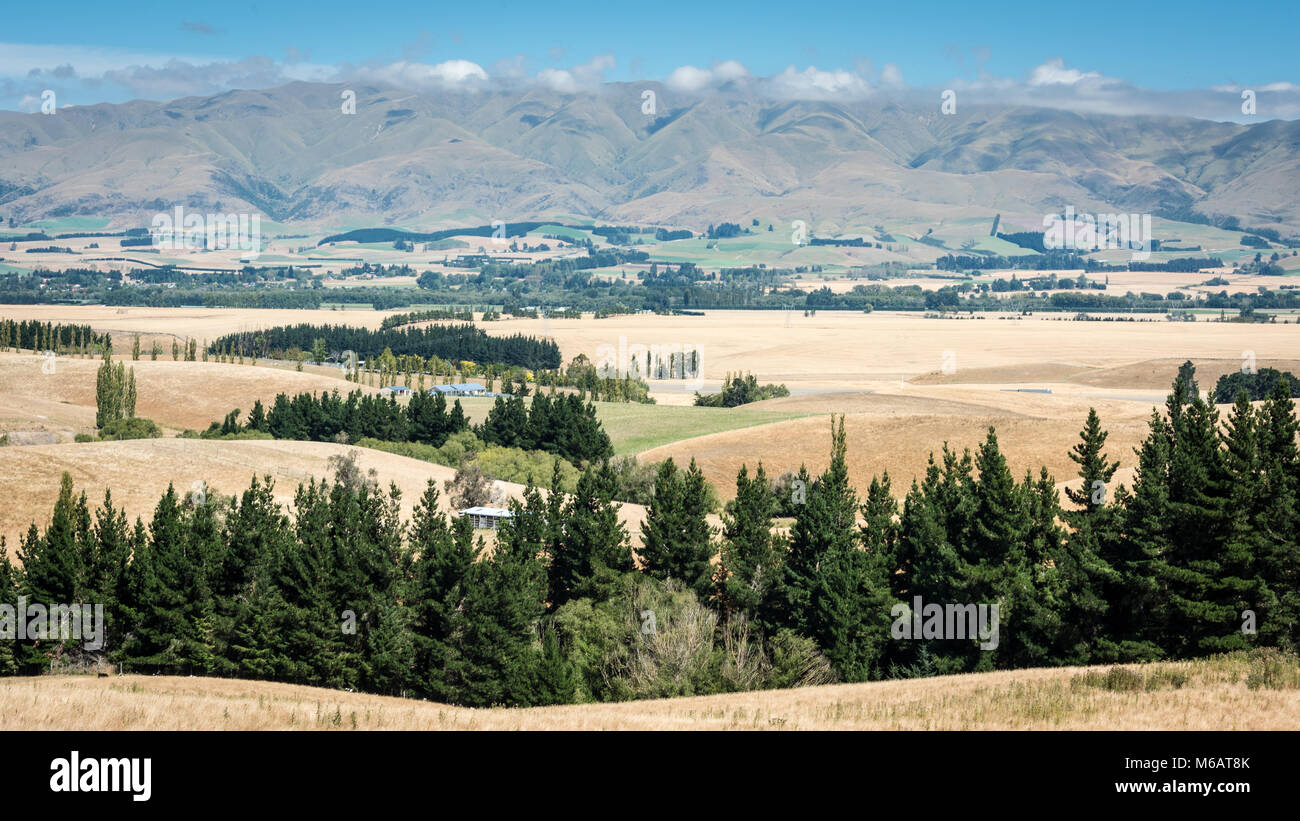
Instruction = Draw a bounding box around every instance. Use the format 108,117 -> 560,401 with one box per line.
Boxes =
2,0 -> 1297,118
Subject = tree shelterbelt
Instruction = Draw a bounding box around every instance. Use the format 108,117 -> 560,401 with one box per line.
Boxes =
3,362 -> 1297,705
208,321 -> 561,371
210,387 -> 611,466
211,388 -> 469,447
477,391 -> 613,464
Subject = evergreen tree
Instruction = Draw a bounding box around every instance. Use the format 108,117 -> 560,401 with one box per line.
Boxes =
1107,410 -> 1172,660
640,458 -> 716,601
1155,371 -> 1240,657
783,416 -> 857,635
532,623 -> 576,705
1064,408 -> 1120,516
408,480 -> 475,700
119,485 -> 211,673
1255,378 -> 1300,650
446,485 -> 548,706
548,462 -> 632,607
717,463 -> 783,631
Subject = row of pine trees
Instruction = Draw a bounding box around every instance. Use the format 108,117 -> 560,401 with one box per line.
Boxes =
2,363 -> 1296,703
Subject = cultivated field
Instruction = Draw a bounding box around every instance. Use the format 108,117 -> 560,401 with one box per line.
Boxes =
3,653 -> 1295,730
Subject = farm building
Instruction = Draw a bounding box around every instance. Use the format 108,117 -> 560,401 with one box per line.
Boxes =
431,382 -> 487,397
379,385 -> 411,396
459,506 -> 513,530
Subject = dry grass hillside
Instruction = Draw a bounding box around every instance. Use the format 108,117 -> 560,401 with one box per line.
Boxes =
641,387 -> 1156,499
0,352 -> 362,435
0,438 -> 649,550
2,652 -> 1295,730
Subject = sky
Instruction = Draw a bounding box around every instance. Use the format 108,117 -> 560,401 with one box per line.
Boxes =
2,0 -> 1297,119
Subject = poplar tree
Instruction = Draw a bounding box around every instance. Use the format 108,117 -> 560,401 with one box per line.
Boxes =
123,367 -> 136,419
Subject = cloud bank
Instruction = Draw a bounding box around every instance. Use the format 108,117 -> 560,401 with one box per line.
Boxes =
1,44 -> 1296,122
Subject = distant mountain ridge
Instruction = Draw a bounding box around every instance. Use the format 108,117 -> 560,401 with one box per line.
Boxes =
0,81 -> 1297,235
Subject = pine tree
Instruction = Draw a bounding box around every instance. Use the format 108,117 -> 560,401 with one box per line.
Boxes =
548,462 -> 632,607
717,463 -> 783,631
532,623 -> 576,705
640,458 -> 716,601
1108,410 -> 1171,660
18,473 -> 84,604
783,416 -> 857,635
1256,377 -> 1300,650
1064,408 -> 1120,517
445,485 -> 549,706
84,490 -> 132,657
0,538 -> 19,675
1156,374 -> 1238,657
408,480 -> 475,700
120,485 -> 211,673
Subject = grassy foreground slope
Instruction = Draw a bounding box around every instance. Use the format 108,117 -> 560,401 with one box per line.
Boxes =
4,653 -> 1297,730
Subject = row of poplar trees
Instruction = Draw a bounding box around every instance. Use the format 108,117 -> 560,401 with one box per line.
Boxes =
2,362 -> 1297,700
94,350 -> 137,428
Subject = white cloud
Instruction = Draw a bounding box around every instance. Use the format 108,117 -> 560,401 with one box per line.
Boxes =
665,65 -> 714,92
1027,58 -> 1102,87
879,62 -> 904,89
0,43 -> 211,77
713,60 -> 751,83
764,66 -> 873,99
664,60 -> 752,92
535,54 -> 615,92
355,59 -> 488,90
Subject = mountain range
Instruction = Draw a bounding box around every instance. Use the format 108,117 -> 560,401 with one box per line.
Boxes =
1,81 -> 1297,235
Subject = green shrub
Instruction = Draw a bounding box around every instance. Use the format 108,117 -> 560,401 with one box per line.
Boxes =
73,433 -> 96,443
97,417 -> 161,441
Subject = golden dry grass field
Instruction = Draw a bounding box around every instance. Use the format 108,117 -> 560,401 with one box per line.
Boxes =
0,438 -> 651,552
2,306 -> 1298,531
0,353 -> 362,435
2,653 -> 1295,730
487,309 -> 1300,395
